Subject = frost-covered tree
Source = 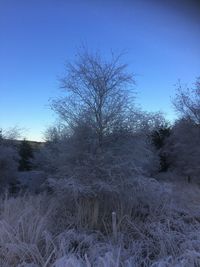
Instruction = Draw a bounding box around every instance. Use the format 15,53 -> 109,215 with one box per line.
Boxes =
165,78 -> 200,182
40,50 -> 159,180
3,126 -> 22,142
165,118 -> 200,181
52,49 -> 135,149
32,50 -> 162,228
32,51 -> 164,232
173,77 -> 200,124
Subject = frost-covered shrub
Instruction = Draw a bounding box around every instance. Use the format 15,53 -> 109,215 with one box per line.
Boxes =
35,119 -> 159,185
17,171 -> 46,193
47,176 -> 170,233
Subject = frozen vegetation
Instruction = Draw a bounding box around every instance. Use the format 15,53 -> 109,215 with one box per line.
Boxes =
1,179 -> 200,266
0,51 -> 200,266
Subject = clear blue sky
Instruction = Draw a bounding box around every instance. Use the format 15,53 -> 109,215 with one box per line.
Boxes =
0,0 -> 200,141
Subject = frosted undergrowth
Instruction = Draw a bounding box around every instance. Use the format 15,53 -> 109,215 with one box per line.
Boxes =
1,177 -> 200,267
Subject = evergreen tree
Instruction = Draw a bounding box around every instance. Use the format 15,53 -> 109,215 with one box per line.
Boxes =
0,129 -> 3,144
18,139 -> 33,171
151,124 -> 171,172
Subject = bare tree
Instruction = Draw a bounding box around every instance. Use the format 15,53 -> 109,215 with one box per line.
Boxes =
52,49 -> 135,149
173,78 -> 200,125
